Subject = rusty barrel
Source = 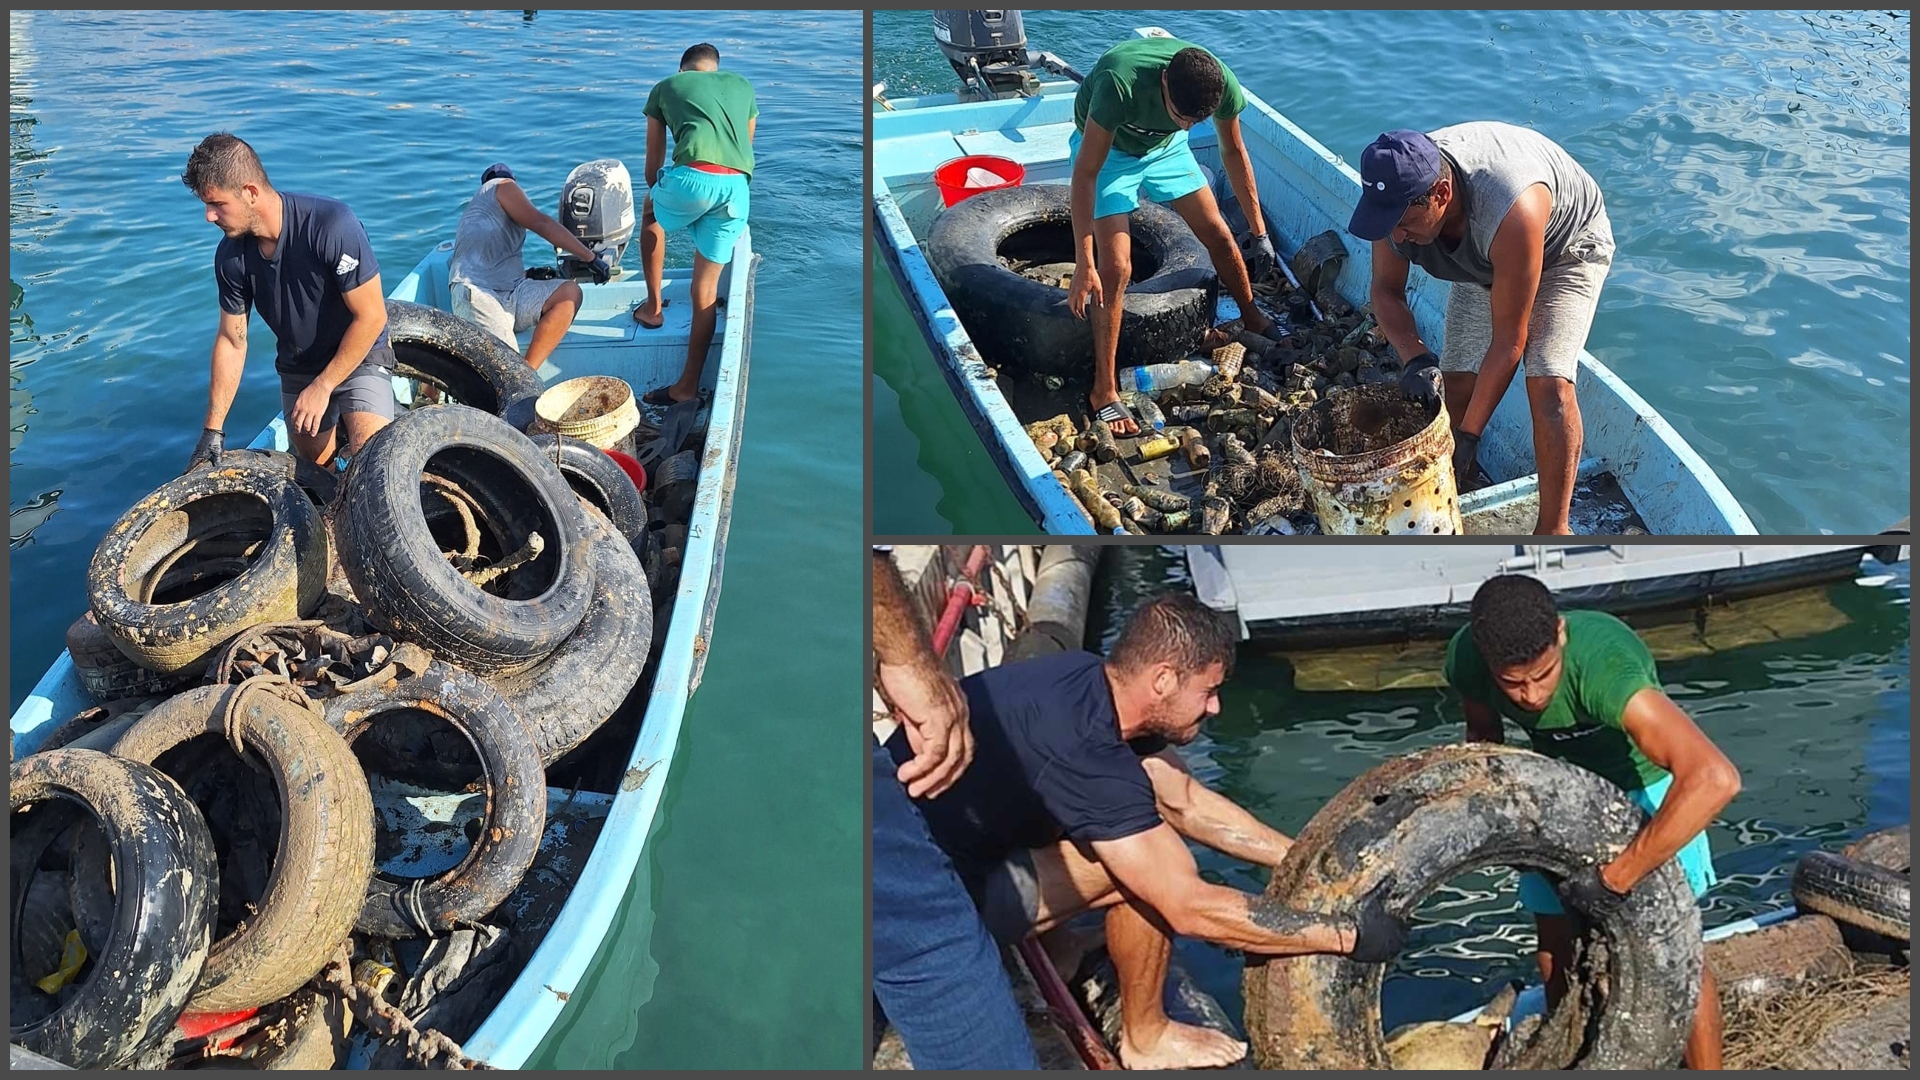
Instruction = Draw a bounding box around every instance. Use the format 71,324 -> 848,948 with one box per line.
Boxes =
1290,389 -> 1463,535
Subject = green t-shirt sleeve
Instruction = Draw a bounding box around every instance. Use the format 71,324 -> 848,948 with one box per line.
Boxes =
1443,626 -> 1493,704
643,81 -> 665,123
1572,619 -> 1660,729
1085,70 -> 1128,133
1214,55 -> 1247,119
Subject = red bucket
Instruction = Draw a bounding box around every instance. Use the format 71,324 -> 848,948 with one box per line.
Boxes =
934,155 -> 1025,206
605,448 -> 648,496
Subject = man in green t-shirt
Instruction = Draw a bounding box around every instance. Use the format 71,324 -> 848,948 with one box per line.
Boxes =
632,42 -> 757,406
1069,37 -> 1283,436
1444,574 -> 1741,1069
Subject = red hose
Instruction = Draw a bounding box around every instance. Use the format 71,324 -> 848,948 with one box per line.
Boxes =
929,545 -> 991,654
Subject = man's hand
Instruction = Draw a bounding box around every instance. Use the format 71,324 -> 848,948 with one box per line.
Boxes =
878,661 -> 973,799
1067,259 -> 1104,320
1397,351 -> 1443,410
289,381 -> 334,439
1451,429 -> 1481,486
1238,231 -> 1277,283
1346,884 -> 1410,963
1561,862 -> 1630,918
587,255 -> 613,285
184,428 -> 224,474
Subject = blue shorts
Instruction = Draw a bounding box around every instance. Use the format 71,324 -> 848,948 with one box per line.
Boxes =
1068,128 -> 1209,221
648,165 -> 749,265
1519,772 -> 1719,915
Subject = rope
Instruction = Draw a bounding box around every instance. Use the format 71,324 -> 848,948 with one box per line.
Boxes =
216,671 -> 324,763
403,878 -> 437,938
317,951 -> 493,1070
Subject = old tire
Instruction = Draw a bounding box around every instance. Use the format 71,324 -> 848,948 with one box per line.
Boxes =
386,299 -> 541,420
210,448 -> 340,510
1776,993 -> 1910,1071
87,466 -> 328,675
493,505 -> 654,765
1792,849 -> 1910,942
925,182 -> 1219,377
108,684 -> 375,1012
527,433 -> 648,551
322,661 -> 546,937
337,404 -> 592,677
1244,744 -> 1701,1070
65,612 -> 197,702
1845,825 -> 1911,873
1705,914 -> 1853,1008
10,749 -> 218,1068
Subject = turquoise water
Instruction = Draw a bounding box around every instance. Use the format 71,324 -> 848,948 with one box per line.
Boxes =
10,9 -> 862,1068
1089,546 -> 1911,1032
871,10 -> 1911,535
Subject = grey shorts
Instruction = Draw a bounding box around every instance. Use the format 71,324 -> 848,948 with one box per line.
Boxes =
972,848 -> 1044,945
451,276 -> 569,349
280,361 -> 396,432
1439,214 -> 1614,383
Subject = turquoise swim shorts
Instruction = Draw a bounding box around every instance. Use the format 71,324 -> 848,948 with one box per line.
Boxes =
649,165 -> 749,264
1519,771 -> 1719,915
1067,128 -> 1208,221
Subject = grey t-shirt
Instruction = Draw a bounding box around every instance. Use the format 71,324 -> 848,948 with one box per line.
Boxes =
448,178 -> 529,294
1389,121 -> 1609,287
215,191 -> 392,379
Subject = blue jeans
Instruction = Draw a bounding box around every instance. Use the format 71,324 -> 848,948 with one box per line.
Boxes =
872,745 -> 1039,1069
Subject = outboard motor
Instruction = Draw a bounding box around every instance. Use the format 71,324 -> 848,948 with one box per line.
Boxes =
933,10 -> 1038,99
556,158 -> 634,278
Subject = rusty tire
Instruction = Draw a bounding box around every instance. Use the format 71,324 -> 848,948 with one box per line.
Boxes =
86,466 -> 328,675
386,299 -> 542,420
527,433 -> 648,552
1244,744 -> 1701,1070
321,660 -> 546,937
493,505 -> 653,765
107,684 -> 375,1012
9,749 -> 218,1068
1791,849 -> 1910,942
338,404 -> 592,677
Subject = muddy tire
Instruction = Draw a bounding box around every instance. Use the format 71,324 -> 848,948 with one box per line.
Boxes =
1845,825 -> 1911,873
64,613 -> 197,702
1705,914 -> 1853,1008
1792,849 -> 1910,942
9,749 -> 218,1068
87,465 -> 328,675
337,404 -> 592,677
526,433 -> 649,551
107,684 -> 375,1012
209,448 -> 340,510
926,182 -> 1219,377
1244,744 -> 1701,1070
322,660 -> 546,937
1775,993 -> 1911,1071
386,299 -> 542,420
493,506 -> 653,764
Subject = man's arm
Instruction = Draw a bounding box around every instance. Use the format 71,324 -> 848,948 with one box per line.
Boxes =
1462,696 -> 1505,744
204,309 -> 250,431
287,276 -> 386,438
496,180 -> 599,264
1369,240 -> 1434,362
1141,750 -> 1291,866
1453,183 -> 1548,437
1602,688 -> 1741,892
746,114 -> 757,145
1091,824 -> 1350,955
1216,114 -> 1264,240
645,116 -> 668,188
872,550 -> 972,797
1066,119 -> 1116,319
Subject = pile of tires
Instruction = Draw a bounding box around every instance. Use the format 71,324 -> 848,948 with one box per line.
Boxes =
13,318 -> 654,1067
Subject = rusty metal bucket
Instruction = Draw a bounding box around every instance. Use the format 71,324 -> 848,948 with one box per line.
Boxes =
1291,390 -> 1463,535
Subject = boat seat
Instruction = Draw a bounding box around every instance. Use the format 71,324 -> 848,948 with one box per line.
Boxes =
955,121 -> 1076,170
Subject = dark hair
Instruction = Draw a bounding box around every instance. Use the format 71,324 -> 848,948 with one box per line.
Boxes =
1407,156 -> 1454,209
1165,47 -> 1224,121
1109,592 -> 1237,679
181,133 -> 269,197
680,43 -> 720,69
1468,575 -> 1561,668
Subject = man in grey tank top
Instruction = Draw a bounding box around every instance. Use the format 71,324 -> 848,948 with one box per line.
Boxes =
449,163 -> 611,370
1349,123 -> 1616,535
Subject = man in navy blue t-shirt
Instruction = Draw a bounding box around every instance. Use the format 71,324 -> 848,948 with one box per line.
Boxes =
888,593 -> 1407,1070
181,133 -> 397,471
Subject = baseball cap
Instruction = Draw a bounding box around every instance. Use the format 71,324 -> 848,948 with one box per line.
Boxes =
480,162 -> 515,183
1347,130 -> 1442,242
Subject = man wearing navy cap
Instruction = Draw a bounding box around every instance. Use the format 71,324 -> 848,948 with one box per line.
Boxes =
448,162 -> 611,370
1349,123 -> 1614,535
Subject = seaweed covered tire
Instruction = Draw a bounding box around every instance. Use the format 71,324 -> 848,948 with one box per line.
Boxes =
9,749 -> 219,1069
1791,849 -> 1910,942
528,433 -> 649,551
322,661 -> 546,937
337,404 -> 592,677
87,465 -> 329,675
493,505 -> 654,765
925,182 -> 1219,377
109,684 -> 376,1012
1244,744 -> 1701,1070
386,299 -> 542,421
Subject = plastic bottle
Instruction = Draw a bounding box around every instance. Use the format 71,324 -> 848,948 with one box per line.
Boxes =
1120,392 -> 1167,432
1120,359 -> 1214,394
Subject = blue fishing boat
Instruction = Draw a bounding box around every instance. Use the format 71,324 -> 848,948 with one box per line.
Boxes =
9,225 -> 757,1068
872,22 -> 1758,535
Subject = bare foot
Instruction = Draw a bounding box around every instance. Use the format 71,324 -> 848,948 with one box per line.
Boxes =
1089,392 -> 1139,437
1120,1020 -> 1248,1070
633,299 -> 670,329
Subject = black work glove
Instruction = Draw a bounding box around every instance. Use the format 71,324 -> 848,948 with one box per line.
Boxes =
1239,231 -> 1277,283
1347,885 -> 1409,964
1398,351 -> 1443,410
587,256 -> 613,285
1560,864 -> 1630,919
184,428 -> 224,474
1451,428 -> 1481,486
